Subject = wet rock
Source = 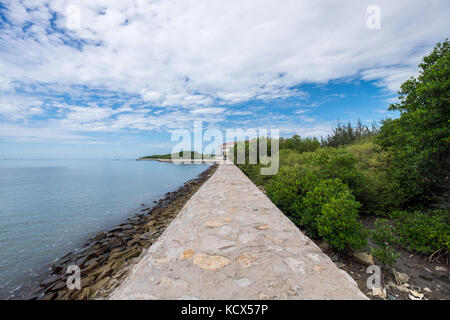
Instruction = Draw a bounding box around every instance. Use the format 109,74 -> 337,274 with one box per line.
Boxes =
41,292 -> 57,300
47,280 -> 67,292
93,232 -> 106,241
80,275 -> 95,288
40,275 -> 62,289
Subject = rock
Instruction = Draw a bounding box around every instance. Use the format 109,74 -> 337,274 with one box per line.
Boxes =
204,221 -> 222,228
371,287 -> 386,299
435,266 -> 447,272
139,232 -> 153,240
331,253 -> 340,262
423,287 -> 431,292
181,249 -> 195,260
235,253 -> 258,268
234,278 -> 254,287
393,269 -> 410,285
97,267 -> 114,281
81,260 -> 99,276
47,280 -> 67,292
41,292 -> 57,300
127,238 -> 140,247
90,276 -> 111,296
352,252 -> 374,266
74,287 -> 92,300
318,242 -> 329,251
193,253 -> 230,270
40,275 -> 62,289
93,232 -> 106,241
80,275 -> 95,288
409,290 -> 424,300
108,248 -> 132,263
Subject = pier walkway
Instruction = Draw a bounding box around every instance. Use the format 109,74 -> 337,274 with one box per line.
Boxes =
110,164 -> 367,300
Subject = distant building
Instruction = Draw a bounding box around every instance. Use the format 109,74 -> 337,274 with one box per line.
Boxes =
218,142 -> 235,159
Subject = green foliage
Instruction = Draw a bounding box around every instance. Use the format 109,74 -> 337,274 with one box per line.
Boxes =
370,219 -> 399,267
265,165 -> 302,215
299,148 -> 365,198
344,140 -> 405,214
390,210 -> 450,254
298,178 -> 353,236
279,135 -> 320,153
371,219 -> 399,246
370,247 -> 399,268
377,40 -> 450,207
316,192 -> 367,250
237,41 -> 450,254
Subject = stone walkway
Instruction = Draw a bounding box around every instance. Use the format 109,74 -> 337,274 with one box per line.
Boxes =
110,164 -> 367,300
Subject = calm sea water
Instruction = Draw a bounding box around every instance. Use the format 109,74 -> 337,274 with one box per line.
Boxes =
0,159 -> 209,299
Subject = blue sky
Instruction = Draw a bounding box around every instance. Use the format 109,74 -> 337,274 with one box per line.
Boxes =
0,0 -> 449,159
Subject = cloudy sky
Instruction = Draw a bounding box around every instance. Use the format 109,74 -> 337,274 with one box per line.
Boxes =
0,0 -> 449,158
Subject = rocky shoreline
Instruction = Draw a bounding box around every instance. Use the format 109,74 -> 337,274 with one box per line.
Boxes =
32,164 -> 217,300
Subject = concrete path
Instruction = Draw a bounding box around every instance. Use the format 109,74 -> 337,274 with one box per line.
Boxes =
110,164 -> 367,300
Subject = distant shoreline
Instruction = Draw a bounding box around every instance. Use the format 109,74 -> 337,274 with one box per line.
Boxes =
136,158 -> 223,164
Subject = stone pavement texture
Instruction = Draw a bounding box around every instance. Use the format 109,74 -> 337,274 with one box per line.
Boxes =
110,164 -> 368,300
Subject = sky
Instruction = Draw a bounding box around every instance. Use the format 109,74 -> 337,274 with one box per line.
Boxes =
0,0 -> 449,159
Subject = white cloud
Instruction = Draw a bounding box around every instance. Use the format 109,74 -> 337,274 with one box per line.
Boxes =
0,0 -> 449,140
190,107 -> 225,115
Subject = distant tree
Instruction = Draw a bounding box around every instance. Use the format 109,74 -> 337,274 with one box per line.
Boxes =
321,119 -> 376,147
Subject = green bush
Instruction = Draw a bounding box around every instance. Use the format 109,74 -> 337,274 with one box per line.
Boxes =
265,165 -> 302,215
370,219 -> 399,267
390,210 -> 450,254
299,148 -> 365,199
317,197 -> 367,250
345,140 -> 406,214
298,178 -> 352,236
370,247 -> 399,268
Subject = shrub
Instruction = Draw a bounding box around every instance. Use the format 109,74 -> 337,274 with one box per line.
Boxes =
298,178 -> 351,236
299,148 -> 365,198
345,140 -> 405,214
298,179 -> 367,250
390,210 -> 450,255
265,165 -> 302,215
370,247 -> 399,268
317,197 -> 367,250
370,219 -> 399,267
